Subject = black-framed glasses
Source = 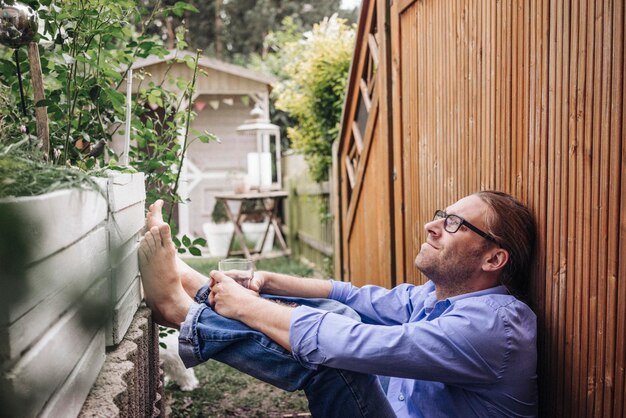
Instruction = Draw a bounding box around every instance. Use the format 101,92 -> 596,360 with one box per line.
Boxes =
433,210 -> 499,245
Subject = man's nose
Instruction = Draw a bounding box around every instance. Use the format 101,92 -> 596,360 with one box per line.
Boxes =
424,218 -> 443,236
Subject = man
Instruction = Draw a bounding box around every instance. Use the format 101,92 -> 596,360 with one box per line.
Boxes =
139,191 -> 538,417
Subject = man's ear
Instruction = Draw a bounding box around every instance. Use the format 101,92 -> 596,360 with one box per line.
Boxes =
482,247 -> 509,272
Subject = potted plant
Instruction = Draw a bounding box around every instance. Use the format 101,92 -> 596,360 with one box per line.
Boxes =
241,199 -> 275,254
203,200 -> 235,257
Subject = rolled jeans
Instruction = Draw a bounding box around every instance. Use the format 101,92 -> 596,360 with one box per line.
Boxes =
178,285 -> 396,418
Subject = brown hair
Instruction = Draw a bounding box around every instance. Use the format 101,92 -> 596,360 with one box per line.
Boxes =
474,191 -> 537,296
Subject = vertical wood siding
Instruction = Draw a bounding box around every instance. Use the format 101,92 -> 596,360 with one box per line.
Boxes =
347,118 -> 394,285
337,0 -> 625,416
390,1 -> 625,416
337,0 -> 396,288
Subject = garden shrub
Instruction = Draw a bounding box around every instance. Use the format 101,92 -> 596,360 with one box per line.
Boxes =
0,0 -> 212,253
273,15 -> 354,182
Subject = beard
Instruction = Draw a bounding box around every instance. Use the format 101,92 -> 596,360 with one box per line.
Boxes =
415,242 -> 487,291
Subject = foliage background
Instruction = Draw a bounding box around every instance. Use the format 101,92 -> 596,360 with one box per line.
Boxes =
140,1 -> 357,183
272,16 -> 355,182
141,0 -> 357,65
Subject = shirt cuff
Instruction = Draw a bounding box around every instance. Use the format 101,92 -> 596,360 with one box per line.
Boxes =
328,280 -> 353,303
289,305 -> 331,368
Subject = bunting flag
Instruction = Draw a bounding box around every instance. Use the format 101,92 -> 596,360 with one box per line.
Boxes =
194,100 -> 207,112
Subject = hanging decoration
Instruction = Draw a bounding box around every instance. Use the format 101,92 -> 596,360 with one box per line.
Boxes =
193,99 -> 207,112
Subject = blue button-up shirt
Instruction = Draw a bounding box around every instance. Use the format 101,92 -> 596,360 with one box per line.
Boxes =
289,281 -> 538,417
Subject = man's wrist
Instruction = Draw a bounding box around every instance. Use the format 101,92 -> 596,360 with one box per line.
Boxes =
261,270 -> 285,294
257,270 -> 272,291
237,295 -> 261,322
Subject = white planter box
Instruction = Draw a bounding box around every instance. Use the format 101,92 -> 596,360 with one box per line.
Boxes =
0,187 -> 108,361
0,171 -> 146,418
105,173 -> 145,346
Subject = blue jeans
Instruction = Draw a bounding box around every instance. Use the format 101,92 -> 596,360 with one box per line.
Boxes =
178,285 -> 396,418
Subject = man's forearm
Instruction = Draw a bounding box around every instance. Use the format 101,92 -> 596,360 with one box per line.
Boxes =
260,271 -> 333,298
238,296 -> 295,351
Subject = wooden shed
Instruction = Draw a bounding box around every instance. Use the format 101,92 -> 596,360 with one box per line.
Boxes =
334,0 -> 625,417
115,50 -> 276,239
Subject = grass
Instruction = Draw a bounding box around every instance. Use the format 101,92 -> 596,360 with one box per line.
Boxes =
165,256 -> 314,417
166,360 -> 309,418
183,257 -> 315,278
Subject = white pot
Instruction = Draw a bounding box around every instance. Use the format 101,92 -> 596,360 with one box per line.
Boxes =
242,220 -> 275,254
203,222 -> 234,257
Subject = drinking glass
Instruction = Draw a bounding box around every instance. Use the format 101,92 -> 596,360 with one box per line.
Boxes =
218,258 -> 255,288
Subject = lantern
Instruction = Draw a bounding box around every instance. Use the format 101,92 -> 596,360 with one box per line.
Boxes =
236,104 -> 282,190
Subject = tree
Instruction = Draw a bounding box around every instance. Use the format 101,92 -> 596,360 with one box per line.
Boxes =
140,0 -> 354,64
273,15 -> 355,182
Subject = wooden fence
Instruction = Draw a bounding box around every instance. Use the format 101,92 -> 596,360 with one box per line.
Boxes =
335,0 -> 625,416
283,153 -> 334,275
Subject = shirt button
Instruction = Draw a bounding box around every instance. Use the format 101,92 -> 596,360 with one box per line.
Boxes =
398,394 -> 405,401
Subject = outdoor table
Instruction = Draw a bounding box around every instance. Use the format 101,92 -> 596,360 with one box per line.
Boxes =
214,190 -> 290,260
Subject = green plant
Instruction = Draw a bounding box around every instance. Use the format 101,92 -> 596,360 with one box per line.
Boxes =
158,326 -> 176,349
0,0 -> 216,254
0,142 -> 102,198
273,15 -> 354,182
141,0 -> 348,65
1,0 -> 170,162
172,233 -> 206,257
241,199 -> 266,223
210,200 -> 229,224
126,47 -> 217,215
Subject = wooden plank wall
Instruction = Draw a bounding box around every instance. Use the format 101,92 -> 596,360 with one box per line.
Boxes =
346,118 -> 395,287
337,0 -> 396,289
387,0 -> 625,417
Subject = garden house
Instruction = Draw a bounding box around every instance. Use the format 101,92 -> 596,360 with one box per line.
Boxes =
334,0 -> 626,417
113,50 -> 277,239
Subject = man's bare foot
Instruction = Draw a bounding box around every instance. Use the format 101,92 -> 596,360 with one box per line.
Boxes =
145,199 -> 167,230
138,223 -> 193,328
146,200 -> 210,299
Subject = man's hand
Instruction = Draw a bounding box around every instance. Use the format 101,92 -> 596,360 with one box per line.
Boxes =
212,269 -> 267,292
209,270 -> 295,352
215,269 -> 254,290
209,270 -> 259,320
214,269 -> 332,300
248,270 -> 267,292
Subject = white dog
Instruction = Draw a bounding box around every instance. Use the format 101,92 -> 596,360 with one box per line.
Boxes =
159,330 -> 199,391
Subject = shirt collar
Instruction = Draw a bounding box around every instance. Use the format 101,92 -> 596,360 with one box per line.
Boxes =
424,282 -> 510,309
